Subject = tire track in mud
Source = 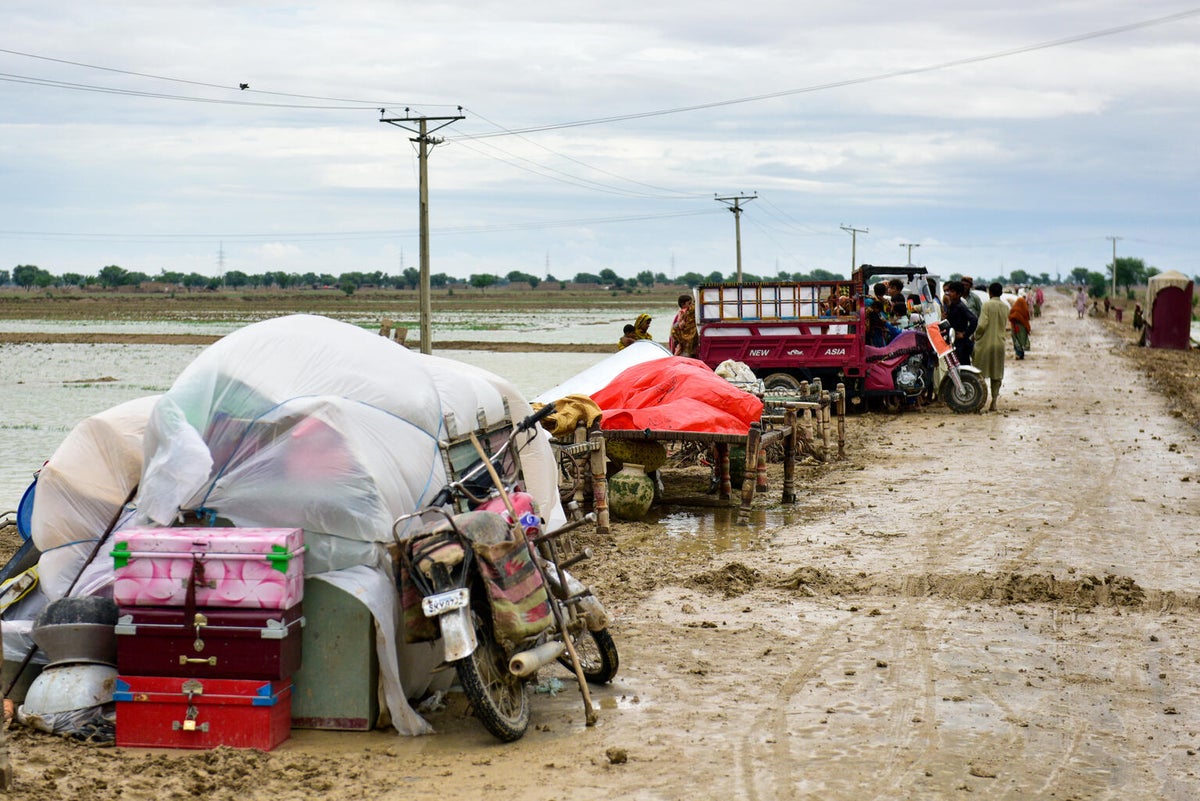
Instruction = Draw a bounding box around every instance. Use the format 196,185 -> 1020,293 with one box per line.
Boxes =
734,601 -> 941,801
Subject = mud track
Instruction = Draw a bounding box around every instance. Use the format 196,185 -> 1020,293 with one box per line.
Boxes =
2,293 -> 1199,801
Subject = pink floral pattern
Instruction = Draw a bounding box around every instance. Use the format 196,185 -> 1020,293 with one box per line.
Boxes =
112,527 -> 305,609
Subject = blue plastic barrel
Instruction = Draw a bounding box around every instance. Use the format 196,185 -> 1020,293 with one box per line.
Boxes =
16,478 -> 36,541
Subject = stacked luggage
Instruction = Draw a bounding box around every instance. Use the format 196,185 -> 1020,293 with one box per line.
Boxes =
109,527 -> 305,750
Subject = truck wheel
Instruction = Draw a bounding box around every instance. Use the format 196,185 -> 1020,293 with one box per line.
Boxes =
763,373 -> 803,393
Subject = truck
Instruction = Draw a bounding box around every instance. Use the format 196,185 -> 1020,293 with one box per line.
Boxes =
696,265 -> 943,405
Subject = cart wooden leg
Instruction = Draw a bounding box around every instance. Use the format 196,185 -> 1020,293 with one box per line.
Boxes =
716,443 -> 731,500
836,383 -> 847,461
738,426 -> 761,522
588,431 -> 610,537
782,409 -> 797,504
820,390 -> 832,460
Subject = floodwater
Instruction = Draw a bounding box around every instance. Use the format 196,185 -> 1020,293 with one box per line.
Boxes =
0,307 -> 675,509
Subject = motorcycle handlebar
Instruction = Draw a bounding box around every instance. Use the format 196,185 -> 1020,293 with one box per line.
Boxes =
517,402 -> 556,434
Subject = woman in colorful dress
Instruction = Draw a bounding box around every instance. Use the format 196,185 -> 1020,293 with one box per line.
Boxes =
1008,291 -> 1032,359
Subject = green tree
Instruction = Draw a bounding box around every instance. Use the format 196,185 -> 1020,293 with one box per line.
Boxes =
705,271 -> 724,283
61,272 -> 85,287
636,270 -> 655,287
183,273 -> 209,292
125,271 -> 149,286
1009,269 -> 1030,286
224,270 -> 249,288
13,265 -> 41,290
469,273 -> 497,292
678,271 -> 705,287
34,270 -> 54,289
0,269 -> 9,286
339,280 -> 356,296
430,272 -> 449,288
573,273 -> 602,284
1069,266 -> 1090,285
1086,271 -> 1108,298
98,264 -> 127,289
810,269 -> 844,281
1113,257 -> 1147,292
158,270 -> 184,285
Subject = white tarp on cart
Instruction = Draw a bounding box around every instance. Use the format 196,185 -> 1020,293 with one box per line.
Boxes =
54,314 -> 562,735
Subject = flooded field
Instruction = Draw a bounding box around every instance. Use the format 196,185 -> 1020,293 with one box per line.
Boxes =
0,304 -> 662,508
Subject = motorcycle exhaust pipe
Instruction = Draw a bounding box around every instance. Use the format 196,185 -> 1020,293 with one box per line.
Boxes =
508,641 -> 565,677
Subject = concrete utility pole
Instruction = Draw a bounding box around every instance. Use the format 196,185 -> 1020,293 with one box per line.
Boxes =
381,108 -> 465,354
715,193 -> 757,282
841,224 -> 868,274
1106,235 -> 1122,299
899,242 -> 920,265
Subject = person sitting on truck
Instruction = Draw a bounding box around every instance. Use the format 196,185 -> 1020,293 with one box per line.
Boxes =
886,278 -> 908,319
865,298 -> 901,347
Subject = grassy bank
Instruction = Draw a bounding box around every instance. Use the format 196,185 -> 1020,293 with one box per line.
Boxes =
0,284 -> 684,321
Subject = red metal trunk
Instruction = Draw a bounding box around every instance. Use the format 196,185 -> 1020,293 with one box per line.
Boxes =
114,676 -> 292,750
115,604 -> 304,681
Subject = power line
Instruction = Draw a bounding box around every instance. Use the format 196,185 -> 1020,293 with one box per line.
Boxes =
0,208 -> 722,244
458,8 -> 1200,138
0,45 -> 452,109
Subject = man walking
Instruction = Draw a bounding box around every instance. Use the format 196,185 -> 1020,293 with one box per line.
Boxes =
973,282 -> 1008,412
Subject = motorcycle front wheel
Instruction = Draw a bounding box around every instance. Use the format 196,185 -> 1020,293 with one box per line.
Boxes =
557,627 -> 619,685
456,605 -> 530,742
941,371 -> 987,413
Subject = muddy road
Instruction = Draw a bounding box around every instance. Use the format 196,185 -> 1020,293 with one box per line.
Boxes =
3,293 -> 1199,801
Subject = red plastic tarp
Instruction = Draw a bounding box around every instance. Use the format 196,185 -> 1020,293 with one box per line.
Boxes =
590,357 -> 764,435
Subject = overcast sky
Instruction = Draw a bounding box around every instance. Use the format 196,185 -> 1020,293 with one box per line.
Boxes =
2,2 -> 1197,282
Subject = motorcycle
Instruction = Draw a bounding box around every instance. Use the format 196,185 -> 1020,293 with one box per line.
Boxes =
392,404 -> 618,742
864,319 -> 988,413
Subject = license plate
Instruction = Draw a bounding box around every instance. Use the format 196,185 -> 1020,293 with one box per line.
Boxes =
422,588 -> 469,617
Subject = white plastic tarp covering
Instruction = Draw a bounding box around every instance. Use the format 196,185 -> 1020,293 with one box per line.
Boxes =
40,314 -> 562,735
533,339 -> 671,404
31,395 -> 159,601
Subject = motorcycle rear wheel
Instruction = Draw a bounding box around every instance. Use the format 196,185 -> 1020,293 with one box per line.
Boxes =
941,371 -> 986,413
557,627 -> 619,685
456,606 -> 530,742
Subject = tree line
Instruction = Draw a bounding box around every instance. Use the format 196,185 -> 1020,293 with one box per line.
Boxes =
2,257 -> 1170,297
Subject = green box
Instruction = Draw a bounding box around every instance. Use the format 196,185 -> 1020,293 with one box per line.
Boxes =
290,579 -> 379,730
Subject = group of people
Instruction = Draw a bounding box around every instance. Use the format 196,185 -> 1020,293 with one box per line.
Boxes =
943,276 -> 1036,412
618,294 -> 699,357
